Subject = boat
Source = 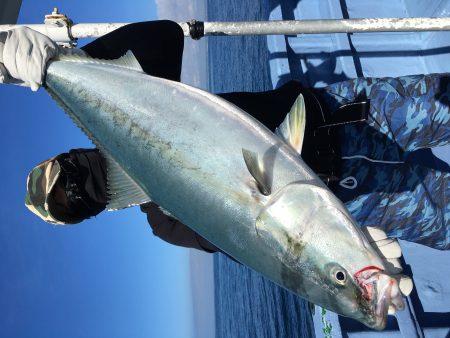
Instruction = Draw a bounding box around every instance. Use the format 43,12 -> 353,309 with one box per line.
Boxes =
265,1 -> 450,337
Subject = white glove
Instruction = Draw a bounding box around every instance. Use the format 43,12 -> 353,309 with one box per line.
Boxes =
0,26 -> 58,91
363,226 -> 413,297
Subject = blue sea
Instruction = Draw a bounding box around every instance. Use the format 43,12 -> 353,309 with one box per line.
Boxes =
206,1 -> 315,337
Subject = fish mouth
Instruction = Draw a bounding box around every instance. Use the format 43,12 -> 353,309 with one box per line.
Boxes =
354,266 -> 405,330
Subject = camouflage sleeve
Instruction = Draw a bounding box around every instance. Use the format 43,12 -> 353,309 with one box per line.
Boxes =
321,74 -> 450,152
319,74 -> 450,250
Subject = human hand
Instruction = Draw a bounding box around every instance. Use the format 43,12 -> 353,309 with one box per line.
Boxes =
140,202 -> 177,227
0,26 -> 58,91
363,226 -> 413,298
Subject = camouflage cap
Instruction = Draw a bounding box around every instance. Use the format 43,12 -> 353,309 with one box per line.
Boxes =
25,156 -> 67,225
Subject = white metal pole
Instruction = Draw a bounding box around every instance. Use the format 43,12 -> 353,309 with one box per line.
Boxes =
198,17 -> 450,36
1,16 -> 450,45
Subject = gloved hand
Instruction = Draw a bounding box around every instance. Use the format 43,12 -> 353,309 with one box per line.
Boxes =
140,202 -> 219,252
363,226 -> 414,298
140,202 -> 178,227
0,26 -> 58,91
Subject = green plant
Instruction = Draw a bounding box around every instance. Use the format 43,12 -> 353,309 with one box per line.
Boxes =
321,307 -> 333,338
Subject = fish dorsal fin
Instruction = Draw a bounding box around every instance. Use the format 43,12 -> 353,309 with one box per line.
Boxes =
275,94 -> 306,155
242,149 -> 271,196
57,50 -> 144,72
104,153 -> 151,210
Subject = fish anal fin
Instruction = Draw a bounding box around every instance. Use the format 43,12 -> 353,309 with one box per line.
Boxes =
104,152 -> 151,210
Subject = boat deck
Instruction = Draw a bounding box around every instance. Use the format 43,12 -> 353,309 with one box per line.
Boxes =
267,1 -> 450,337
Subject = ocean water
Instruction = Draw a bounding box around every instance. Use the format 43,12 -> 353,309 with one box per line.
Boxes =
207,1 -> 315,337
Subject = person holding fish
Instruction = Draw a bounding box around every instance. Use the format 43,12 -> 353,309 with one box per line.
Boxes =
9,20 -> 450,329
0,21 -> 448,253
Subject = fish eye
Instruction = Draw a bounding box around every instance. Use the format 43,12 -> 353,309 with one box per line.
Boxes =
329,265 -> 348,286
335,271 -> 346,284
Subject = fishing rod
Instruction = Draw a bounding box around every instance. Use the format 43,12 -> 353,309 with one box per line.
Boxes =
1,8 -> 450,46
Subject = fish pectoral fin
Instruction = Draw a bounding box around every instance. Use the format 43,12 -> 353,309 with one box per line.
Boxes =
103,152 -> 151,210
242,148 -> 271,196
275,93 -> 306,155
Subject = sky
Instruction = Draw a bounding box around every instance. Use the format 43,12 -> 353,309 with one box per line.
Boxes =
3,3 -> 449,338
0,1 -> 212,338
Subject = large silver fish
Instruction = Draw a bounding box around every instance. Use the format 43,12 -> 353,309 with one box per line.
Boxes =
45,52 -> 410,329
